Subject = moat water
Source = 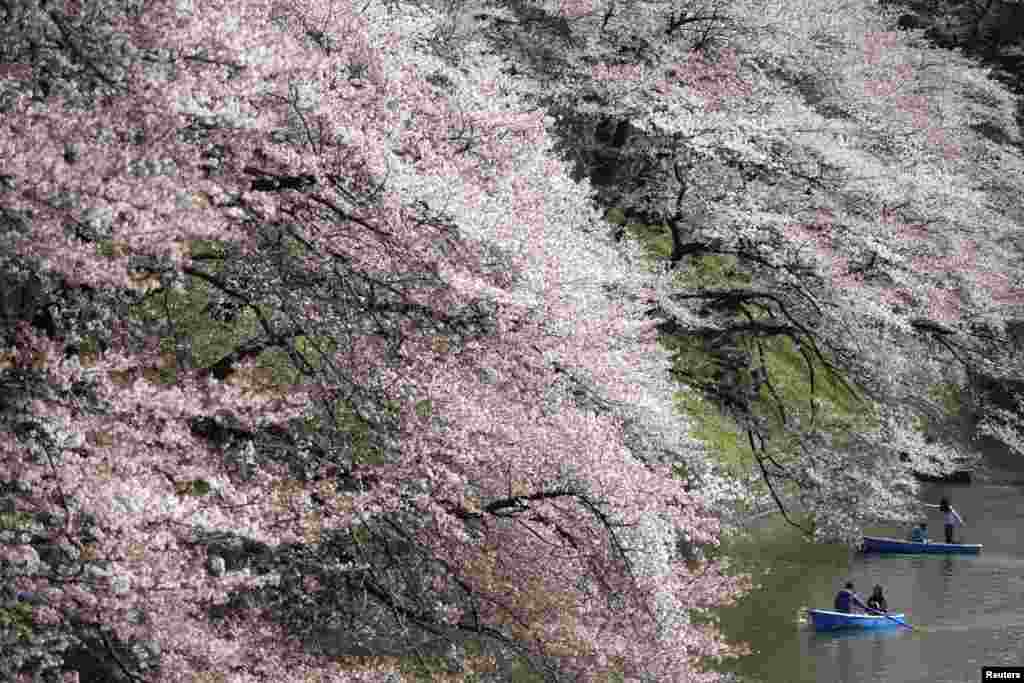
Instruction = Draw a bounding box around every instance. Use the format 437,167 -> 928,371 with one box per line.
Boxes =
717,454 -> 1024,683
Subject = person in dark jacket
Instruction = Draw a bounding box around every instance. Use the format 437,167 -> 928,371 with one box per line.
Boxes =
867,585 -> 887,613
834,581 -> 870,613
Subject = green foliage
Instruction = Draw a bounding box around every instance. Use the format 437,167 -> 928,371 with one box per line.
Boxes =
660,334 -> 721,387
0,511 -> 35,530
396,653 -> 463,682
131,281 -> 262,382
675,254 -> 752,289
0,602 -> 34,641
414,399 -> 433,421
257,333 -> 340,386
661,335 -> 757,474
624,221 -> 674,261
675,389 -> 749,475
752,335 -> 874,442
608,207 -> 751,289
127,237 -> 289,386
665,330 -> 875,479
95,239 -> 124,259
178,479 -> 212,497
129,239 -> 340,390
187,239 -> 230,260
332,400 -> 397,467
77,335 -> 102,356
604,207 -> 627,225
663,335 -> 756,476
672,461 -> 690,481
910,414 -> 927,434
296,398 -> 393,468
348,525 -> 372,546
293,334 -> 338,370
927,381 -> 964,417
906,381 -> 966,438
505,657 -> 547,683
611,199 -> 880,518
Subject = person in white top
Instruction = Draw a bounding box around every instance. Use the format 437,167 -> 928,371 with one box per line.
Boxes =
924,497 -> 964,543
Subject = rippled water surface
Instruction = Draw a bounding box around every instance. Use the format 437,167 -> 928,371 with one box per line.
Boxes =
717,479 -> 1024,683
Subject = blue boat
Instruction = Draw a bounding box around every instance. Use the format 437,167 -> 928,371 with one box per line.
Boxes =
808,609 -> 908,632
861,535 -> 982,554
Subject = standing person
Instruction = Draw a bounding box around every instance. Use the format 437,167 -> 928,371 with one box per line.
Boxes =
834,581 -> 870,614
867,585 -> 888,613
925,497 -> 964,543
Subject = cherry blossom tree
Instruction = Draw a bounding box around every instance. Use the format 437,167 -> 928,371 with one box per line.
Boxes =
4,0 -> 1023,680
450,0 -> 1024,536
1,0 -> 751,681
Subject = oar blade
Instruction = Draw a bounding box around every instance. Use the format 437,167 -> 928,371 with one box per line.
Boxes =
869,609 -> 915,630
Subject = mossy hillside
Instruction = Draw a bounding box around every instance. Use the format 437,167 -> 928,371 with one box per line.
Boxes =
606,208 -> 771,476
0,602 -> 34,641
668,335 -> 875,504
674,388 -> 764,499
605,207 -> 875,483
0,510 -> 35,531
299,399 -> 397,467
928,381 -> 963,415
99,234 -> 439,476
752,335 -> 876,440
604,207 -> 752,289
100,237 -> 397,464
94,237 -> 331,387
922,380 -> 967,430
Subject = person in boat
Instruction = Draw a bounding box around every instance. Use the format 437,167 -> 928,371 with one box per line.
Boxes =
866,584 -> 888,613
924,497 -> 964,543
908,522 -> 929,543
834,581 -> 870,614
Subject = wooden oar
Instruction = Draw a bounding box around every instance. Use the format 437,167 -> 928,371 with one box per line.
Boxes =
869,608 -> 914,630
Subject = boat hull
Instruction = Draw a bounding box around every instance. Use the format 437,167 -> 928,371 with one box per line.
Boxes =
808,609 -> 907,632
861,535 -> 982,554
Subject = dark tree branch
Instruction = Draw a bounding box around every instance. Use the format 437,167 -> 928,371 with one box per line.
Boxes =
46,9 -> 123,91
244,166 -> 318,192
747,428 -> 813,536
665,13 -> 724,37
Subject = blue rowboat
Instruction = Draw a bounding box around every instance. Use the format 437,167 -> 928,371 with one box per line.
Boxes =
861,535 -> 982,554
808,609 -> 908,632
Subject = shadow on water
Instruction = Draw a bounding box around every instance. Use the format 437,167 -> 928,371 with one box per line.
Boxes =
804,627 -> 908,643
801,624 -> 907,683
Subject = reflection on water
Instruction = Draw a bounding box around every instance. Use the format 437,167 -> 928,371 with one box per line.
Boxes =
715,481 -> 1024,683
961,552 -> 1024,569
806,627 -> 906,643
804,627 -> 906,683
928,614 -> 1024,632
